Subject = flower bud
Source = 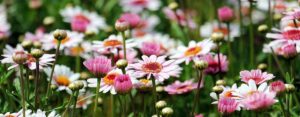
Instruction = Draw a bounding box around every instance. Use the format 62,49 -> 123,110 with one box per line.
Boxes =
74,81 -> 84,90
258,24 -> 268,33
53,29 -> 67,41
194,60 -> 208,70
211,32 -> 224,43
84,30 -> 96,37
97,97 -> 103,105
115,19 -> 130,32
216,80 -> 226,86
43,16 -> 55,25
51,84 -> 58,90
68,83 -> 77,91
156,100 -> 167,109
257,63 -> 267,71
119,13 -> 141,28
31,49 -> 44,59
33,41 -> 42,49
162,107 -> 173,116
212,85 -> 223,94
156,86 -> 164,93
80,72 -> 90,80
116,59 -> 128,69
285,84 -> 295,93
29,75 -> 34,80
270,80 -> 285,95
114,74 -> 133,94
12,51 -> 28,64
218,6 -> 234,22
282,44 -> 297,59
168,2 -> 178,10
21,40 -> 33,50
273,13 -> 282,21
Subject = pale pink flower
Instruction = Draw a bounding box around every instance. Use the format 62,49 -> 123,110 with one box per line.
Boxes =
0,4 -> 10,39
241,92 -> 276,110
83,56 -> 112,77
114,49 -> 138,64
202,53 -> 228,75
119,13 -> 141,28
164,80 -> 198,95
120,0 -> 161,13
282,8 -> 300,21
266,27 -> 300,42
218,6 -> 234,22
24,27 -> 45,42
218,98 -> 239,114
140,41 -> 161,56
194,114 -> 204,117
114,74 -> 133,94
233,80 -> 271,99
71,14 -> 90,32
171,40 -> 214,64
127,55 -> 182,82
270,80 -> 286,94
240,69 -> 274,84
163,7 -> 196,29
263,40 -> 299,58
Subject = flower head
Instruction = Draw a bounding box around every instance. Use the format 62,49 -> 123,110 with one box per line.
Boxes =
218,98 -> 239,114
83,56 -> 112,77
241,92 -> 276,111
119,13 -> 141,28
203,53 -> 228,75
127,55 -> 182,82
114,74 -> 133,94
218,6 -> 234,22
140,42 -> 161,56
240,69 -> 274,84
270,80 -> 286,94
164,80 -> 198,95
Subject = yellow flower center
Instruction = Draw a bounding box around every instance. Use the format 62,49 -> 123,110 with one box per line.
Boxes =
184,46 -> 202,57
55,75 -> 70,86
103,72 -> 120,85
70,46 -> 84,56
53,37 -> 70,44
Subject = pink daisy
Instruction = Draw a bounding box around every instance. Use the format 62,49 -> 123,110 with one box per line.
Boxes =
163,7 -> 196,29
263,40 -> 298,58
241,92 -> 276,111
83,56 -> 112,77
240,69 -> 274,84
218,97 -> 239,114
282,8 -> 300,21
164,80 -> 199,95
127,55 -> 182,82
266,27 -> 300,42
269,80 -> 286,94
202,53 -> 229,75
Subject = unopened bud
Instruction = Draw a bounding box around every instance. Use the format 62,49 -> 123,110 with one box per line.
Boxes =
156,100 -> 167,109
216,80 -> 226,86
12,51 -> 28,64
258,24 -> 268,33
156,86 -> 164,93
97,97 -> 103,105
115,19 -> 129,32
211,32 -> 224,43
29,75 -> 34,80
68,83 -> 77,91
51,84 -> 57,90
33,41 -> 42,49
212,85 -> 223,94
116,59 -> 128,69
285,84 -> 296,93
53,29 -> 67,41
168,2 -> 178,10
74,81 -> 84,89
194,60 -> 208,70
257,63 -> 267,71
273,13 -> 282,21
80,72 -> 90,80
162,107 -> 173,116
31,49 -> 44,59
43,16 -> 55,25
21,40 -> 33,50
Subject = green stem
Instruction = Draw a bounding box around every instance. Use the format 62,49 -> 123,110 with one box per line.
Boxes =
93,78 -> 101,117
286,94 -> 290,117
151,77 -> 159,117
278,97 -> 287,117
217,43 -> 222,80
19,65 -> 26,117
249,2 -> 254,68
270,48 -> 286,81
226,23 -> 233,66
71,91 -> 79,117
34,61 -> 40,110
121,31 -> 127,59
62,93 -> 74,117
238,0 -> 244,69
129,93 -> 137,117
117,96 -> 123,117
191,70 -> 203,116
25,68 -> 29,101
46,41 -> 61,100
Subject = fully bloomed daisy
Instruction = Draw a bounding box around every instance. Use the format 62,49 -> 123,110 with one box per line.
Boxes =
241,92 -> 276,111
164,80 -> 198,95
1,45 -> 55,70
282,8 -> 300,21
240,69 -> 274,84
60,6 -> 107,33
127,55 -> 182,82
87,69 -> 123,95
263,40 -> 299,58
171,40 -> 214,64
233,80 -> 271,99
217,97 -> 240,114
44,65 -> 80,92
42,30 -> 84,51
202,53 -> 229,75
92,34 -> 136,55
120,0 -> 161,13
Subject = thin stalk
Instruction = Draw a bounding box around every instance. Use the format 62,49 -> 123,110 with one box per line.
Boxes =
19,65 -> 26,117
238,0 -> 244,69
109,94 -> 114,117
129,93 -> 137,117
75,52 -> 81,72
270,48 -> 286,80
226,23 -> 233,65
286,94 -> 290,117
142,94 -> 146,117
46,41 -> 62,99
191,70 -> 203,116
93,78 -> 101,117
62,93 -> 74,117
249,1 -> 255,68
151,77 -> 159,117
121,31 -> 127,59
289,59 -> 294,82
25,68 -> 29,101
34,60 -> 40,109
71,90 -> 79,117
278,97 -> 287,117
117,95 -> 123,117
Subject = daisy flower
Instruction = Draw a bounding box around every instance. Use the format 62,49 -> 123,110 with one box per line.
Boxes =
120,0 -> 161,13
263,40 -> 299,58
210,84 -> 239,104
233,80 -> 271,99
24,27 -> 45,42
133,78 -> 153,92
171,40 -> 214,64
164,80 -> 198,95
282,8 -> 300,21
92,34 -> 136,55
127,55 -> 182,82
42,30 -> 84,51
114,49 -> 138,64
64,41 -> 93,59
200,21 -> 240,41
83,56 -> 112,77
163,7 -> 196,29
218,97 -> 240,114
1,45 -> 25,70
60,6 -> 107,33
266,27 -> 300,42
76,92 -> 93,109
202,53 -> 229,75
269,80 -> 286,94
44,65 -> 80,92
241,92 -> 276,111
240,69 -> 274,84
132,15 -> 159,37
87,69 -> 123,95
135,33 -> 182,55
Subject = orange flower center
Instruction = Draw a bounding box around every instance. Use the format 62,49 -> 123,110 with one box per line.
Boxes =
53,37 -> 70,44
103,72 -> 120,85
103,40 -> 122,47
70,46 -> 84,56
55,75 -> 70,86
213,27 -> 229,35
142,62 -> 162,73
139,79 -> 150,85
27,54 -> 36,63
223,91 -> 233,98
184,46 -> 202,57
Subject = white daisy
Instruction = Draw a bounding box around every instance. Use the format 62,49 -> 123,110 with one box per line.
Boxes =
120,0 -> 161,13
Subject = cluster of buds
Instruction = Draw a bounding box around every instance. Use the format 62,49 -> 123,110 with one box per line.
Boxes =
153,100 -> 174,116
68,81 -> 85,91
30,49 -> 44,59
